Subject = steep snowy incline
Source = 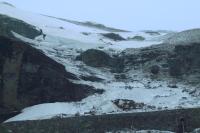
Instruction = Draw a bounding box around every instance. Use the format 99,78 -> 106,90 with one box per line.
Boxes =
0,1 -> 170,51
0,1 -> 108,45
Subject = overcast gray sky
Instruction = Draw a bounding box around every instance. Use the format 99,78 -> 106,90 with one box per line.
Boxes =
3,0 -> 200,31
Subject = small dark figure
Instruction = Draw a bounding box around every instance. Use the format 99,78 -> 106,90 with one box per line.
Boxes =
39,29 -> 46,40
43,34 -> 46,40
39,29 -> 43,35
176,117 -> 186,133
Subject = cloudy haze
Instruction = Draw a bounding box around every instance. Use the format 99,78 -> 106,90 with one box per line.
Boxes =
3,0 -> 200,31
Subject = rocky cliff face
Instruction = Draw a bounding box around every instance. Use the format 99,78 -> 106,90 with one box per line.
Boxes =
169,43 -> 200,77
0,14 -> 41,39
0,36 -> 101,121
119,42 -> 200,86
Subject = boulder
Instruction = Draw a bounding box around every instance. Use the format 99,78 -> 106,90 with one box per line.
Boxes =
77,49 -> 124,73
112,99 -> 145,111
76,49 -> 113,67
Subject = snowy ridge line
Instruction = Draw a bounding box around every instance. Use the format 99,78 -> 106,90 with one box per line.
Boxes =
41,14 -> 129,32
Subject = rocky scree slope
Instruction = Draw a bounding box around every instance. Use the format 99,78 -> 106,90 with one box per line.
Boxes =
116,41 -> 200,86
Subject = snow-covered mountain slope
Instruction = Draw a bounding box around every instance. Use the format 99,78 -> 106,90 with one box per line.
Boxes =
0,1 -> 168,50
1,1 -> 200,123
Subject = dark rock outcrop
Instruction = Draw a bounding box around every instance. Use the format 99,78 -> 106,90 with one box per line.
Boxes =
128,36 -> 145,41
168,43 -> 200,77
122,45 -> 170,67
0,14 -> 41,39
101,33 -> 126,41
80,75 -> 104,82
76,49 -> 113,67
76,49 -> 124,73
0,36 -> 101,122
112,99 -> 145,111
145,31 -> 161,36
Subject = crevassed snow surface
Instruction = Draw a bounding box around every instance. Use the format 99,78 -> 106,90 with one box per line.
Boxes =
1,2 -> 200,122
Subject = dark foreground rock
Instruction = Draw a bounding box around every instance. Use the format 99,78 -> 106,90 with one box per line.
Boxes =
2,108 -> 200,133
0,36 -> 101,122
